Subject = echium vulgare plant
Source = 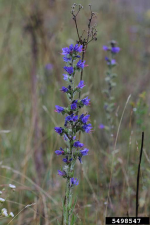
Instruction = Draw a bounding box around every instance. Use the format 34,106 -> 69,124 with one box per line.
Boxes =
54,44 -> 92,224
100,40 -> 120,138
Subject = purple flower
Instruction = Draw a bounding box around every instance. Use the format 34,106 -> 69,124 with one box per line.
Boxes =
63,56 -> 72,62
55,105 -> 64,113
105,57 -> 116,65
63,158 -> 68,163
103,45 -> 120,54
111,46 -> 120,54
81,115 -> 90,124
71,100 -> 78,110
65,115 -> 72,122
62,45 -> 73,55
55,148 -> 65,155
82,123 -> 92,133
54,127 -> 63,134
79,114 -> 84,120
58,170 -> 66,176
77,80 -> 85,89
62,44 -> 83,56
63,157 -> 72,163
76,60 -> 86,69
73,115 -> 78,122
64,66 -> 74,75
99,124 -> 105,129
81,97 -> 90,106
110,59 -> 116,65
74,44 -> 83,53
61,87 -> 68,93
66,114 -> 78,122
103,45 -> 109,51
63,134 -> 69,141
80,148 -> 89,156
45,63 -> 53,70
74,141 -> 84,148
63,74 -> 69,81
78,148 -> 89,163
78,156 -> 82,163
70,177 -> 79,186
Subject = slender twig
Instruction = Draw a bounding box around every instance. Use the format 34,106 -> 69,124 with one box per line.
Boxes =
136,132 -> 144,217
73,16 -> 80,41
71,3 -> 97,89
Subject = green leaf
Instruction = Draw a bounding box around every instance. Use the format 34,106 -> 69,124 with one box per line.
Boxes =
70,196 -> 78,215
71,214 -> 77,225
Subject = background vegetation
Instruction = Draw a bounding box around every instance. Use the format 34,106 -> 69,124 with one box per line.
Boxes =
0,0 -> 150,224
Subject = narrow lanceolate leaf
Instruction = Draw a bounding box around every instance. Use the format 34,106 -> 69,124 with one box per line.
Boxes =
70,196 -> 78,216
71,214 -> 78,225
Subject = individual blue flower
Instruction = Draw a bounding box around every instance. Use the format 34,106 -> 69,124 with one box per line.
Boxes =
63,134 -> 69,141
75,55 -> 81,59
78,156 -> 83,164
103,45 -> 109,51
63,56 -> 72,62
71,100 -> 78,110
61,87 -> 68,93
78,148 -> 89,163
79,114 -> 84,120
55,105 -> 64,113
64,66 -> 74,75
80,148 -> 89,156
54,127 -> 63,134
99,124 -> 105,129
63,157 -> 72,163
81,97 -> 90,106
76,60 -> 86,69
74,141 -> 84,148
55,148 -> 64,155
81,115 -> 90,124
105,57 -> 116,66
58,170 -> 66,176
82,123 -> 92,133
110,59 -> 116,65
74,44 -> 83,53
62,45 -> 73,55
63,74 -> 69,81
65,115 -> 72,122
77,80 -> 85,89
111,46 -> 120,54
72,115 -> 78,122
70,177 -> 79,186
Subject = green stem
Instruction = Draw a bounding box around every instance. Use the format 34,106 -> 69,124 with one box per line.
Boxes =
63,59 -> 75,225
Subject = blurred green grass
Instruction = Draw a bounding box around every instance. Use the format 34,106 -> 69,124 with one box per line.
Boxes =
0,0 -> 150,224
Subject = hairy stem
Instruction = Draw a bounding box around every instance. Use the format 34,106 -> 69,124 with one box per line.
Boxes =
63,60 -> 75,225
